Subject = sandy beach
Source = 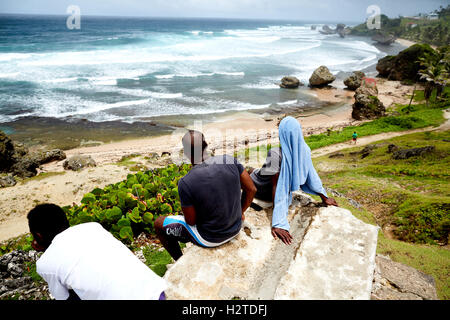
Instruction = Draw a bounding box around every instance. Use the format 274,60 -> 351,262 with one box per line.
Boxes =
0,79 -> 419,243
396,38 -> 437,50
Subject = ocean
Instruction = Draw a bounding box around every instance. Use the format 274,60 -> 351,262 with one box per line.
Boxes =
0,14 -> 391,127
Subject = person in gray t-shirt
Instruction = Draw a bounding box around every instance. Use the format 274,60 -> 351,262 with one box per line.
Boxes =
155,130 -> 257,260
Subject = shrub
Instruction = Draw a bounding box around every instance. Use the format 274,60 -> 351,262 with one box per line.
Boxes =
63,164 -> 191,243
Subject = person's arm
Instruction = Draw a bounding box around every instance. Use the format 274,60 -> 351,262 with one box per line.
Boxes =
178,179 -> 197,225
240,170 -> 256,220
270,173 -> 293,245
318,193 -> 339,207
271,172 -> 279,203
181,206 -> 197,226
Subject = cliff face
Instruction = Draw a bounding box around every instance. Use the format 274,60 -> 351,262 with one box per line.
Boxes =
164,193 -> 380,300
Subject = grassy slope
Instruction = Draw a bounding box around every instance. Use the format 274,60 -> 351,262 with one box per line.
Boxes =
314,130 -> 450,300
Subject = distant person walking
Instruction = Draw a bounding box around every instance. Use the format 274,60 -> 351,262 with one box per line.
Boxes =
352,131 -> 358,144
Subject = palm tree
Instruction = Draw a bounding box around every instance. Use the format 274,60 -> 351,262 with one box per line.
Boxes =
418,46 -> 450,105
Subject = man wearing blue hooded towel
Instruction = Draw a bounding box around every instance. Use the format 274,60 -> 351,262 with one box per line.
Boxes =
249,116 -> 338,245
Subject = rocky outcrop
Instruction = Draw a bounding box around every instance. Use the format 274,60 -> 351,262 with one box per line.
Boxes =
376,55 -> 396,78
34,149 -> 67,165
309,66 -> 336,87
280,76 -> 302,89
0,175 -> 16,188
0,130 -> 16,173
336,24 -> 346,38
371,255 -> 438,300
318,24 -> 349,38
164,192 -> 379,300
9,156 -> 40,178
0,250 -> 51,300
371,33 -> 396,45
376,44 -> 438,81
319,25 -> 336,35
352,84 -> 386,120
0,130 -> 40,177
63,155 -> 97,171
344,71 -> 366,90
0,130 -> 67,178
393,146 -> 435,160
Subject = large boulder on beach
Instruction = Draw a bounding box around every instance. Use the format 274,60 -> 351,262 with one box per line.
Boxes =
376,44 -> 438,81
63,155 -> 96,171
1,130 -> 68,178
372,32 -> 396,45
280,76 -> 302,89
34,149 -> 67,165
344,71 -> 366,90
9,156 -> 40,178
0,174 -> 16,188
0,130 -> 39,178
309,66 -> 336,87
352,84 -> 386,120
376,55 -> 396,77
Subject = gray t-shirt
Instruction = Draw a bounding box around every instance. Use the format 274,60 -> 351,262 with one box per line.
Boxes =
178,155 -> 244,242
250,147 -> 282,201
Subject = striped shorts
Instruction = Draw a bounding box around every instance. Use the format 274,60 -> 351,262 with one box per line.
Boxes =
162,215 -> 238,248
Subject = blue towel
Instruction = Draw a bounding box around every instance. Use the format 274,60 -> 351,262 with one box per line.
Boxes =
272,116 -> 327,231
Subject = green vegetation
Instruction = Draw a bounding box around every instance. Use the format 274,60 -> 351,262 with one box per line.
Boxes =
314,130 -> 450,299
335,197 -> 449,300
350,5 -> 450,47
316,130 -> 449,245
418,46 -> 450,105
63,164 -> 191,244
143,246 -> 174,277
19,171 -> 66,184
0,234 -> 33,255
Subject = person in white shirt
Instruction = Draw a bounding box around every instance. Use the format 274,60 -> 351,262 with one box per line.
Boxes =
27,203 -> 167,300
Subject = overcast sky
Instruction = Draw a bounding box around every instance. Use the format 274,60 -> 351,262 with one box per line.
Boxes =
0,0 -> 447,22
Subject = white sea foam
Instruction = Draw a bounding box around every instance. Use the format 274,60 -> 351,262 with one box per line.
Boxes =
0,22 -> 386,123
0,53 -> 31,61
155,71 -> 244,79
42,77 -> 79,84
0,72 -> 20,78
277,100 -> 299,106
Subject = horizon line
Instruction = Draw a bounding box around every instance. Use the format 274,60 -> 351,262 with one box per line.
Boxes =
0,12 -> 363,24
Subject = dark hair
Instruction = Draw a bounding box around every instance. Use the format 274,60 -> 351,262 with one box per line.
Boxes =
182,130 -> 208,164
27,203 -> 70,247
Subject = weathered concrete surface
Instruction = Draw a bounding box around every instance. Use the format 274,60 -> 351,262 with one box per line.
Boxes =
274,206 -> 379,300
371,255 -> 438,300
164,193 -> 380,300
164,206 -> 278,300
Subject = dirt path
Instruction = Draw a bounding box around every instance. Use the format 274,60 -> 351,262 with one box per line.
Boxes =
312,108 -> 450,158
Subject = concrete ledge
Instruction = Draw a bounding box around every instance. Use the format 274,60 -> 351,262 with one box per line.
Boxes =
164,199 -> 379,300
274,206 -> 379,300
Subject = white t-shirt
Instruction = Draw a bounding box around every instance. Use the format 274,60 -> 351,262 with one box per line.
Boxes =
36,222 -> 167,300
